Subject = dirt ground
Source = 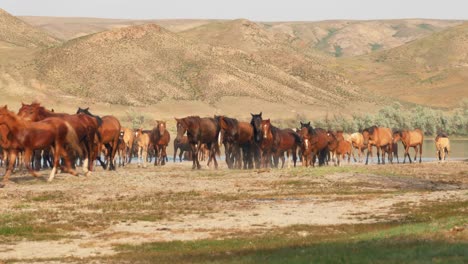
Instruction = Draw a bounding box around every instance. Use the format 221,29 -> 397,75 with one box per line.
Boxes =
0,161 -> 467,262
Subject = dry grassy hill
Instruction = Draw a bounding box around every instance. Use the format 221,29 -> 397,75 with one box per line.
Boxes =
33,22 -> 370,110
20,16 -> 220,40
0,9 -> 59,48
267,19 -> 462,57
338,22 -> 468,108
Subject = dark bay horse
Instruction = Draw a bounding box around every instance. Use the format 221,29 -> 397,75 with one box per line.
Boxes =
18,103 -> 100,175
150,121 -> 171,166
393,129 -> 424,163
173,136 -> 191,162
362,126 -> 393,165
250,112 -> 264,168
299,122 -> 329,166
261,119 -> 301,168
175,116 -> 220,169
0,106 -> 82,186
76,107 -> 121,170
217,115 -> 254,169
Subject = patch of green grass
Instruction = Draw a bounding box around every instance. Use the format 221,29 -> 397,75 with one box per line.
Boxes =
0,213 -> 65,241
369,42 -> 383,52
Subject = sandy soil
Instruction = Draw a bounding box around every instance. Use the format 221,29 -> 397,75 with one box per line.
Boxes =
0,161 -> 467,261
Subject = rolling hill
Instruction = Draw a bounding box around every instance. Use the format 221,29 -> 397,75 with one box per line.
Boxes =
0,8 -> 59,48
338,22 -> 468,107
32,22 -> 369,109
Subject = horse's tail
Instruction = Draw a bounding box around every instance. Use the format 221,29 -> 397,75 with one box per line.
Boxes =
95,129 -> 103,143
65,122 -> 83,158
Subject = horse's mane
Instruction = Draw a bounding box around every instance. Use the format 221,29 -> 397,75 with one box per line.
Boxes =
223,116 -> 238,129
363,125 -> 377,134
78,108 -> 103,127
437,132 -> 448,138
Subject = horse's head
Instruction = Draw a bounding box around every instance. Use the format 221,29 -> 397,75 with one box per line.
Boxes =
300,121 -> 311,128
175,117 -> 187,140
134,128 -> 143,139
261,119 -> 271,140
362,126 -> 377,145
392,130 -> 402,143
76,107 -> 90,115
250,112 -> 263,142
17,102 -> 41,121
157,121 -> 167,135
119,130 -> 125,139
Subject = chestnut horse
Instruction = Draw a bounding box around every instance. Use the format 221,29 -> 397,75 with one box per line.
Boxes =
173,136 -> 191,162
435,133 -> 450,161
393,129 -> 424,163
362,126 -> 393,165
327,131 -> 355,166
299,122 -> 329,166
261,119 -> 301,168
175,116 -> 220,169
150,121 -> 170,166
76,107 -> 121,170
18,103 -> 100,175
217,115 -> 254,169
0,106 -> 82,186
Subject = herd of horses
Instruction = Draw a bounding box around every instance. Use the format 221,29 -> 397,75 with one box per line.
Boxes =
0,104 -> 452,187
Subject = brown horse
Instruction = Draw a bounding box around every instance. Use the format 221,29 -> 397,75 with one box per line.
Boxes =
261,119 -> 301,168
76,107 -> 121,171
362,126 -> 393,165
173,136 -> 191,162
175,116 -> 220,169
150,121 -> 171,166
0,106 -> 82,186
435,133 -> 450,161
299,122 -> 329,166
327,131 -> 355,166
217,115 -> 254,169
393,129 -> 424,163
18,103 -> 100,175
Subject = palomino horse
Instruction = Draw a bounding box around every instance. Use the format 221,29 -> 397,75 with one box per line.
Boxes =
150,121 -> 170,166
350,132 -> 372,163
299,122 -> 329,166
327,131 -> 355,166
120,127 -> 135,165
134,128 -> 150,168
175,116 -> 220,170
18,102 -> 100,175
261,119 -> 301,168
435,133 -> 450,161
76,107 -> 121,170
173,136 -> 191,162
362,126 -> 393,165
217,115 -> 254,169
393,129 -> 424,163
0,106 -> 82,186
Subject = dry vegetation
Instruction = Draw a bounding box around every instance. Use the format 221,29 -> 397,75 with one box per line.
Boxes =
0,162 -> 466,262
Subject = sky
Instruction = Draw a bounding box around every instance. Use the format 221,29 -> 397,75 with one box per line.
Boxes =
2,0 -> 467,21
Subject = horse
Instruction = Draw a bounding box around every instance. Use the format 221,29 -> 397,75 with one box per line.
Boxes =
150,121 -> 170,166
327,131 -> 356,166
175,116 -> 220,170
350,132 -> 371,163
217,115 -> 254,169
0,124 -> 11,169
173,136 -> 191,162
116,130 -> 127,167
18,103 -> 100,175
435,134 -> 450,161
261,119 -> 301,168
299,122 -> 329,166
134,128 -> 150,168
250,112 -> 264,168
362,126 -> 393,165
120,127 -> 135,165
0,106 -> 82,186
393,129 -> 424,163
76,107 -> 121,171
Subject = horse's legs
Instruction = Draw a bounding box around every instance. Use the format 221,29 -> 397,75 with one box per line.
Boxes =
1,150 -> 17,187
413,146 -> 418,162
179,150 -> 183,162
365,147 -> 371,165
23,149 -> 40,178
161,146 -> 167,166
404,145 -> 411,164
419,143 -> 423,163
173,146 -> 178,163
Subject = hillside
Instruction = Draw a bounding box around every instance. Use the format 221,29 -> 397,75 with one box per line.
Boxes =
339,22 -> 468,107
33,23 -> 368,109
266,19 -> 462,57
0,9 -> 59,48
20,16 -> 220,40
